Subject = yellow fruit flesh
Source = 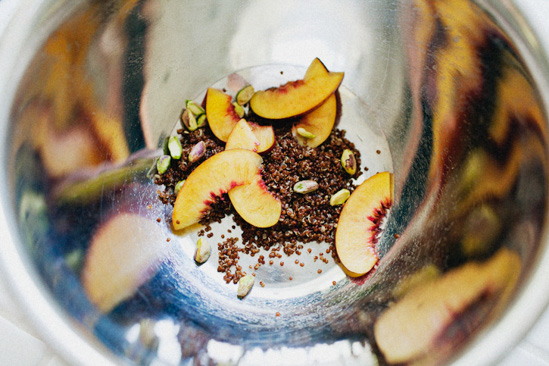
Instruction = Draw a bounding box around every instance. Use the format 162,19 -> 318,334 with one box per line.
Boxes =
206,88 -> 241,141
335,172 -> 394,276
250,72 -> 343,119
225,119 -> 260,152
292,58 -> 338,148
172,149 -> 263,230
229,174 -> 282,228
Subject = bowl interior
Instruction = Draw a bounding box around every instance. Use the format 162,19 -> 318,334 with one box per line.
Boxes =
2,0 -> 549,365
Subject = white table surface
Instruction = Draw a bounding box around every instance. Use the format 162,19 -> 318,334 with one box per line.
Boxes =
1,0 -> 549,365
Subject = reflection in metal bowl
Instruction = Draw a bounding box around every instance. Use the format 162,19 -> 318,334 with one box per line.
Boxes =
0,0 -> 548,365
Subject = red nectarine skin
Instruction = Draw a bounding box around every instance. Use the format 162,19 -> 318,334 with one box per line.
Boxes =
276,79 -> 305,94
335,172 -> 393,276
250,71 -> 344,119
226,104 -> 240,121
200,182 -> 242,214
292,58 -> 338,147
367,199 -> 392,245
228,173 -> 282,228
206,88 -> 242,141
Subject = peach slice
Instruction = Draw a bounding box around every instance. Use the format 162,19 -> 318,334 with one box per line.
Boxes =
173,149 -> 261,230
206,87 -> 241,141
226,119 -> 260,152
292,58 -> 338,147
173,149 -> 280,229
335,172 -> 394,276
229,174 -> 281,228
250,123 -> 276,153
225,119 -> 276,154
225,121 -> 281,227
82,213 -> 169,312
206,88 -> 275,152
250,66 -> 343,119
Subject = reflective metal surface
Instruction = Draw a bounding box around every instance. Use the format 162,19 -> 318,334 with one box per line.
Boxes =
0,0 -> 548,365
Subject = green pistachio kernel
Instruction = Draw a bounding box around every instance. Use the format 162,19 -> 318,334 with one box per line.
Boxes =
232,102 -> 245,118
194,237 -> 211,264
237,274 -> 255,298
188,141 -> 206,163
185,100 -> 205,116
330,189 -> 351,206
168,136 -> 183,159
293,180 -> 319,194
174,180 -> 185,195
341,149 -> 357,175
296,127 -> 315,139
156,155 -> 171,174
236,85 -> 255,105
196,113 -> 207,128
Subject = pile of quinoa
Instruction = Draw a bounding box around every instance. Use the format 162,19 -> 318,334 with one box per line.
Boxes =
155,121 -> 362,284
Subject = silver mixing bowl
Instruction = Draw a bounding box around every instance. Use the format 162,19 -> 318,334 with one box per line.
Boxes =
1,0 -> 549,365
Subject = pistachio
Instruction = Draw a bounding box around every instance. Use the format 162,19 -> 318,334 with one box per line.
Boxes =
232,102 -> 245,118
189,141 -> 206,163
341,149 -> 357,175
174,180 -> 185,195
237,274 -> 255,298
196,113 -> 207,128
236,85 -> 255,105
168,136 -> 183,159
156,155 -> 171,174
293,180 -> 319,194
330,189 -> 350,206
194,237 -> 211,264
181,108 -> 198,131
296,127 -> 315,139
185,100 -> 205,116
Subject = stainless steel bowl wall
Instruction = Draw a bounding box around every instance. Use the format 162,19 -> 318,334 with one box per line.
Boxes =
1,0 -> 549,365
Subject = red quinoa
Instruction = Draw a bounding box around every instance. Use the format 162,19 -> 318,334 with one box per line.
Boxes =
155,121 -> 361,284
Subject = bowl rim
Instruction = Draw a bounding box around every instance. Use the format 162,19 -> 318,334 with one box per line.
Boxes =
0,1 -> 548,365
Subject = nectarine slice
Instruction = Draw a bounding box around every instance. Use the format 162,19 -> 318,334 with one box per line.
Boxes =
250,69 -> 344,119
292,58 -> 338,147
226,119 -> 260,152
206,88 -> 275,152
229,174 -> 281,228
173,149 -> 262,230
206,88 -> 242,141
335,171 -> 394,276
250,123 -> 275,153
225,119 -> 275,154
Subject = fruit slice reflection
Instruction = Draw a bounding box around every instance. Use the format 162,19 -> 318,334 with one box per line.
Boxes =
374,248 -> 521,364
82,213 -> 168,313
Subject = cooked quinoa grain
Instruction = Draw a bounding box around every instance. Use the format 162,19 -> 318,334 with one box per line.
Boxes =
155,124 -> 361,284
